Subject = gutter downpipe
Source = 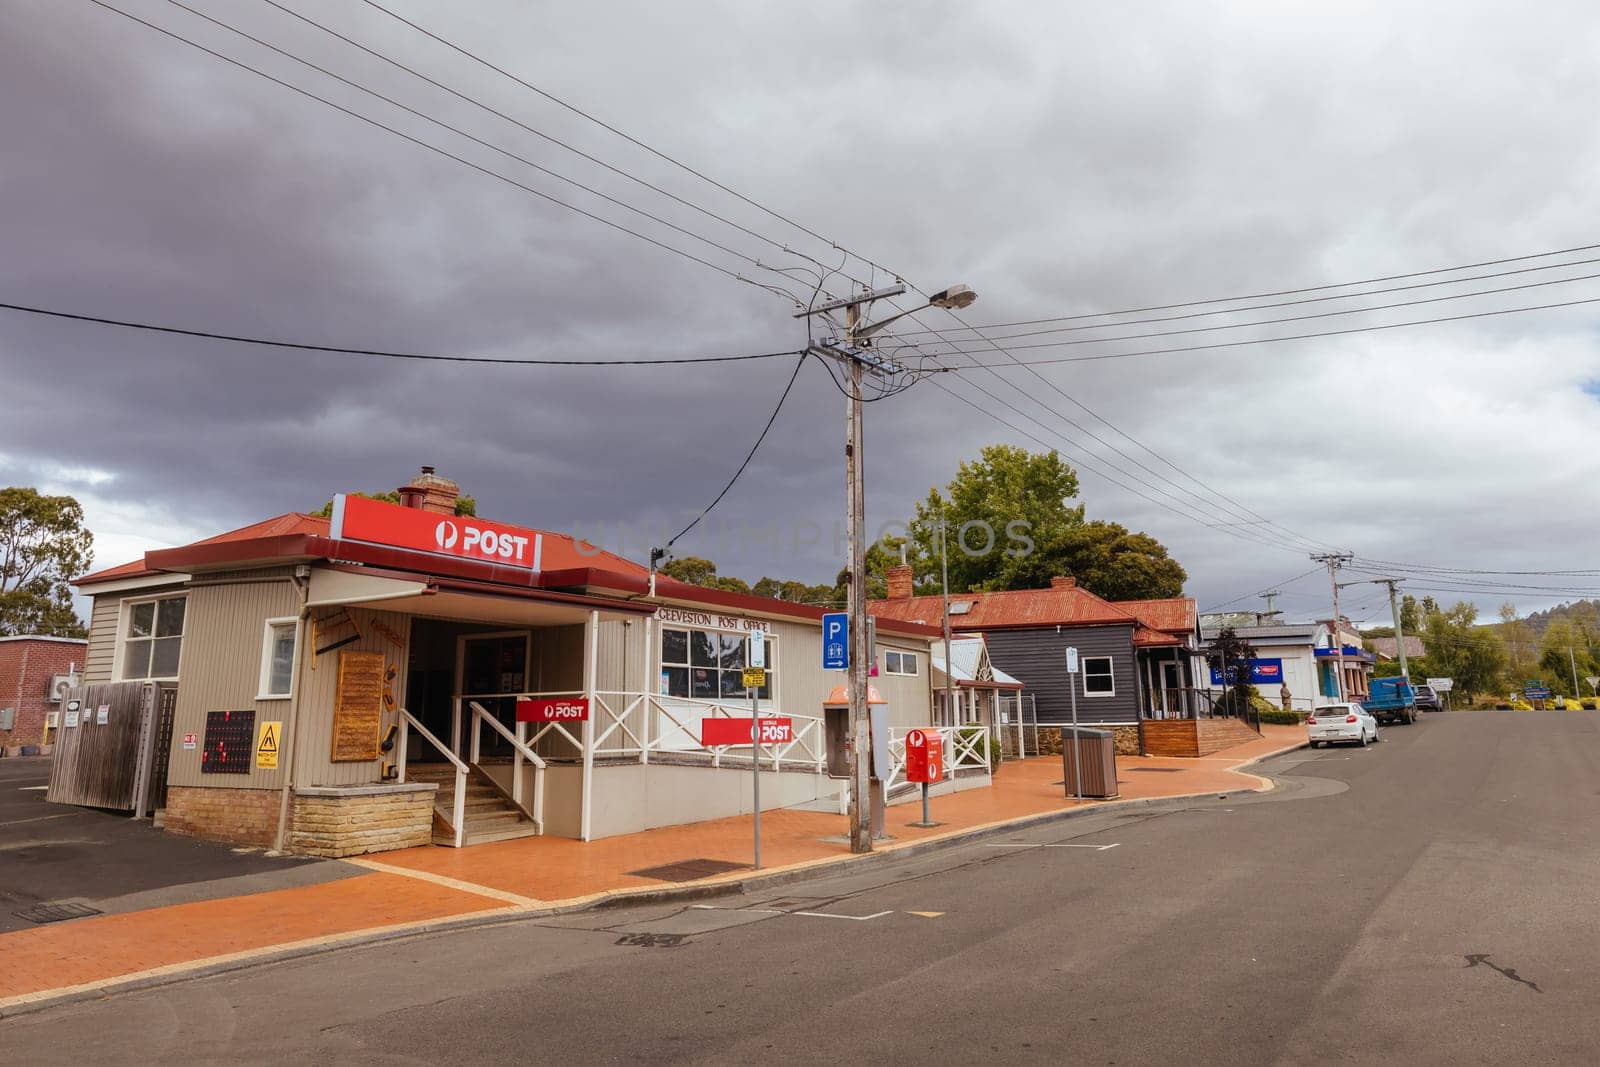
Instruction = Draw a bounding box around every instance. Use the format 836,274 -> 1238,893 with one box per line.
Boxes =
272,566 -> 313,854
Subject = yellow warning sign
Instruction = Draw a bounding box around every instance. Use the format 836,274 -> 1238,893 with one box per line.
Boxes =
741,667 -> 767,689
256,720 -> 282,770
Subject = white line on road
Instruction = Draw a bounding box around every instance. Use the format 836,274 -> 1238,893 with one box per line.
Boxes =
0,813 -> 75,827
17,785 -> 48,791
986,842 -> 1120,851
689,904 -> 894,921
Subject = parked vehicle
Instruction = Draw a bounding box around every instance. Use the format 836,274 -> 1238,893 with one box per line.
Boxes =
1361,676 -> 1419,725
1307,702 -> 1379,748
1413,684 -> 1442,713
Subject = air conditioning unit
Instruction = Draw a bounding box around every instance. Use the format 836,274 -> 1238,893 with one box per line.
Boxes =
45,711 -> 60,729
47,675 -> 78,703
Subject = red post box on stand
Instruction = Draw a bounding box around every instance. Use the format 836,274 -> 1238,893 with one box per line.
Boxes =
905,728 -> 943,827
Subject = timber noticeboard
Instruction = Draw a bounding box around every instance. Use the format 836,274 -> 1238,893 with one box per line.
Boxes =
331,650 -> 385,762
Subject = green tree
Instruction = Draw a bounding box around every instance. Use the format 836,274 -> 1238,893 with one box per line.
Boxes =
1538,617 -> 1596,697
0,487 -> 93,638
905,445 -> 1186,600
1422,601 -> 1507,700
659,556 -> 751,594
1399,594 -> 1420,634
1205,626 -> 1259,717
1498,603 -> 1537,683
313,490 -> 477,517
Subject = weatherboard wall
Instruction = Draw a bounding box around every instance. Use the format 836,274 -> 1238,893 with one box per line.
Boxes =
982,624 -> 1141,724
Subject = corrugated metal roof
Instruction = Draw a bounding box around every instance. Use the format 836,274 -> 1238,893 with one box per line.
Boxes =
75,512 -> 332,586
870,585 -> 1138,630
1119,597 -> 1197,634
930,636 -> 1023,687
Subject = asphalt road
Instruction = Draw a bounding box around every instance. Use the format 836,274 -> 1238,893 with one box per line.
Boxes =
0,757 -> 350,934
4,711 -> 1599,1065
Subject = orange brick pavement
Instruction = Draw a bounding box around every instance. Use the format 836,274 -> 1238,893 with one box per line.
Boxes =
0,724 -> 1303,1008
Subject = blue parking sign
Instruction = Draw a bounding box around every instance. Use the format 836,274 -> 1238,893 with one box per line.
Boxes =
822,612 -> 848,670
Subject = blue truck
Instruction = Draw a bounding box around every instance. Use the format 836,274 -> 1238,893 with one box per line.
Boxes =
1362,677 -> 1419,725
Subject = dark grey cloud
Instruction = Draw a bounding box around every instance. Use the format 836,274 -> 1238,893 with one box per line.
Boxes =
4,0 -> 1600,625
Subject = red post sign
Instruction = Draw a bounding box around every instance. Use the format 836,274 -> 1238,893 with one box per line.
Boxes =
701,717 -> 794,747
515,697 -> 590,722
330,493 -> 544,571
904,728 -> 944,783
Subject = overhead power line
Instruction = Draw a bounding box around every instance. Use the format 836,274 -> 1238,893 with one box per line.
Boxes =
86,0 -> 798,304
938,294 -> 1600,368
897,241 -> 1600,335
0,301 -> 802,367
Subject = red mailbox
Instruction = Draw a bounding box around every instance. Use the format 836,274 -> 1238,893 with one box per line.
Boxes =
904,728 -> 944,784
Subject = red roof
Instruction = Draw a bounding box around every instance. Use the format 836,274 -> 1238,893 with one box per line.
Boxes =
870,585 -> 1139,631
73,507 -> 938,638
1133,625 -> 1182,647
1118,597 -> 1197,636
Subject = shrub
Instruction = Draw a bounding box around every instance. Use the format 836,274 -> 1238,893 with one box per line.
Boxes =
956,725 -> 1001,772
1257,707 -> 1303,726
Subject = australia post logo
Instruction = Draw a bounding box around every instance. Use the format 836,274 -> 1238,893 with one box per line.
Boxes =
331,494 -> 543,571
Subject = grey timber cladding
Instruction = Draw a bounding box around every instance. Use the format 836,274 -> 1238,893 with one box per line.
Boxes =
982,624 -> 1140,724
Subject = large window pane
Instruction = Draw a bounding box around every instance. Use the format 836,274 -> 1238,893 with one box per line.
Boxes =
661,666 -> 689,698
719,633 -> 746,670
690,632 -> 718,668
129,602 -> 155,638
121,640 -> 153,680
661,628 -> 688,665
721,669 -> 750,698
150,636 -> 183,678
691,667 -> 718,699
156,598 -> 186,637
267,625 -> 296,695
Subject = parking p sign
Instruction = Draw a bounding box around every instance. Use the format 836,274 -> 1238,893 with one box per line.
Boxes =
822,612 -> 848,670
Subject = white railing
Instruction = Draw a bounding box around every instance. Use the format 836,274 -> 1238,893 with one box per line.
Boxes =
949,725 -> 990,771
397,708 -> 469,848
467,700 -> 546,833
643,694 -> 824,773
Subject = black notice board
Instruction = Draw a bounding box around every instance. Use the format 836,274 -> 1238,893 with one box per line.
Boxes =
201,709 -> 256,774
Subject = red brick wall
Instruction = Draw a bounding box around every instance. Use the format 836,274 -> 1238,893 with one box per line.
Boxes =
164,785 -> 281,848
0,637 -> 88,750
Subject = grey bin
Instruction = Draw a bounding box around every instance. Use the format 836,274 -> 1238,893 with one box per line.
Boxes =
1061,727 -> 1119,799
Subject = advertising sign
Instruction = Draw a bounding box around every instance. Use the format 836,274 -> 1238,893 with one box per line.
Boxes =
701,717 -> 793,747
329,493 -> 544,572
822,612 -> 848,670
1209,658 -> 1285,686
515,697 -> 590,723
904,728 -> 944,784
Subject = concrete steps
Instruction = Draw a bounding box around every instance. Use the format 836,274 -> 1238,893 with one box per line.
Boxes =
403,764 -> 540,846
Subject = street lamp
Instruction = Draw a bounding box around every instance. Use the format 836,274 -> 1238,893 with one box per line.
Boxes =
797,281 -> 977,854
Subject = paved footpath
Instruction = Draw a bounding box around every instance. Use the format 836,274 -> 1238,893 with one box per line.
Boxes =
0,724 -> 1304,1012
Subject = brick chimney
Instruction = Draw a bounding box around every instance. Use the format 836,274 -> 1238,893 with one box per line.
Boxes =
398,466 -> 460,515
1050,575 -> 1076,590
886,564 -> 915,600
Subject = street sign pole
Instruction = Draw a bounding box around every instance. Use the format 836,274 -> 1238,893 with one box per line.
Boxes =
750,682 -> 761,870
1066,646 -> 1082,802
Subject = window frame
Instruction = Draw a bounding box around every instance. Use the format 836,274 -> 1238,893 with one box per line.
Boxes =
257,616 -> 300,701
116,594 -> 187,682
658,624 -> 776,701
883,649 -> 919,676
1081,655 -> 1116,697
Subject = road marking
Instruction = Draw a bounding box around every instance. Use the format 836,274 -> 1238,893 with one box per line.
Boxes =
347,858 -> 543,908
986,842 -> 1120,851
18,786 -> 48,792
690,903 -> 894,921
908,911 -> 944,918
0,813 -> 75,827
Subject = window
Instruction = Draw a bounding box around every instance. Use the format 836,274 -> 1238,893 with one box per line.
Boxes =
258,618 -> 299,699
884,650 -> 918,676
120,596 -> 186,680
660,627 -> 773,700
1082,655 -> 1115,696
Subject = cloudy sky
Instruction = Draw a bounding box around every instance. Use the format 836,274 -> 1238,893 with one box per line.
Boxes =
4,0 -> 1599,626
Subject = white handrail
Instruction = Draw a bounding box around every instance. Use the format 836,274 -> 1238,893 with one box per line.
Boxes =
400,708 -> 467,848
467,701 -> 545,832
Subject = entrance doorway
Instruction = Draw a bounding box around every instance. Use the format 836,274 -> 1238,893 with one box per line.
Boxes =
1160,659 -> 1182,715
458,631 -> 530,757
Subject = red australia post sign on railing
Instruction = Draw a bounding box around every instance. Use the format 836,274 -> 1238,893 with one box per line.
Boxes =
701,717 -> 793,747
329,493 -> 544,571
516,697 -> 590,723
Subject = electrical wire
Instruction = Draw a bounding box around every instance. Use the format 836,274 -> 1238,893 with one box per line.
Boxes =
895,241 -> 1600,334
0,301 -> 804,366
664,353 -> 810,550
937,293 -> 1600,367
1199,566 -> 1326,613
85,0 -> 798,305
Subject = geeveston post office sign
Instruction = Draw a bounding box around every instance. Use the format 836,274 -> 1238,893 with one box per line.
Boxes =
654,606 -> 771,634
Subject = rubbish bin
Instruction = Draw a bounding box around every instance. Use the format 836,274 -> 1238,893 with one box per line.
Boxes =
1061,727 -> 1119,799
